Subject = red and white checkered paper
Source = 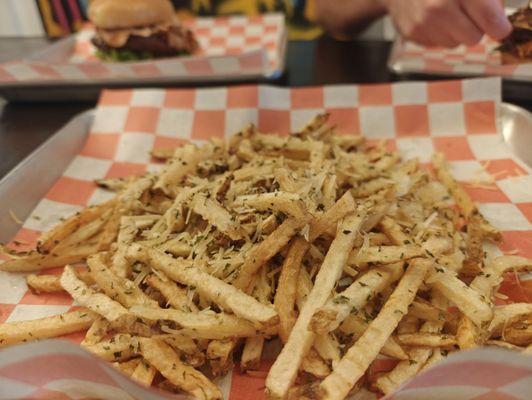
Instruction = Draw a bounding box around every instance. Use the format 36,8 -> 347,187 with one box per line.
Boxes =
0,14 -> 286,84
1,77 -> 532,400
390,36 -> 532,82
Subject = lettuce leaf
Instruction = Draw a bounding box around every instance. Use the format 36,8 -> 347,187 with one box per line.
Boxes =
95,49 -> 153,62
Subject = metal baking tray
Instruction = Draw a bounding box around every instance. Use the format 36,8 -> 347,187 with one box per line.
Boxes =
388,7 -> 532,101
388,47 -> 532,102
0,110 -> 93,243
0,77 -> 283,103
0,102 -> 530,244
0,27 -> 287,102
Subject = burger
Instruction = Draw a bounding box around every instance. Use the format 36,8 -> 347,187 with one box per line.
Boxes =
88,0 -> 199,62
498,4 -> 531,64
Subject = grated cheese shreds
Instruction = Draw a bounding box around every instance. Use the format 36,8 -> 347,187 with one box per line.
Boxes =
414,211 -> 438,242
9,209 -> 23,225
514,167 -> 525,177
463,181 -> 499,191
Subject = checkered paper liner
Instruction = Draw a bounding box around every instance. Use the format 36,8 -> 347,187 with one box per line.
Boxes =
1,77 -> 532,399
389,36 -> 532,82
0,14 -> 286,84
0,340 -> 530,400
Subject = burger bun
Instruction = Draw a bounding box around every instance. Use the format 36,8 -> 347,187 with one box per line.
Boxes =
89,0 -> 175,29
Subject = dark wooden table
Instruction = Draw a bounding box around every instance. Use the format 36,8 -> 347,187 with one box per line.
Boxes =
0,36 -> 530,181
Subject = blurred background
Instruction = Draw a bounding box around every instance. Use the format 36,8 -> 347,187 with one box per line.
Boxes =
0,0 -> 393,40
1,0 -> 524,42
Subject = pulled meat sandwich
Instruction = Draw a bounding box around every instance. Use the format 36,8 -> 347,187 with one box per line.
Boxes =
499,4 -> 531,64
89,0 -> 199,61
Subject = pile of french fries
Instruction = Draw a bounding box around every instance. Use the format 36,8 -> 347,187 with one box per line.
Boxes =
1,113 -> 531,400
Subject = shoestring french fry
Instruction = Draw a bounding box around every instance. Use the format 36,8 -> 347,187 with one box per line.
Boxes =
154,143 -> 211,195
319,258 -> 430,400
207,338 -> 236,376
375,318 -> 444,395
300,348 -> 331,378
95,177 -> 132,191
396,332 -> 457,348
81,317 -> 110,346
524,344 -> 532,355
25,273 -> 65,293
36,200 -> 116,254
266,212 -> 366,399
155,334 -> 202,357
26,270 -> 94,293
426,265 -> 493,327
0,113 -> 529,400
232,216 -> 311,292
130,358 -> 157,387
375,289 -> 449,394
407,299 -> 446,323
241,335 -> 264,371
112,215 -> 148,278
87,253 -> 157,308
83,333 -> 139,362
353,232 -> 390,247
347,244 -> 424,266
308,191 -> 356,242
0,309 -> 96,347
397,315 -> 421,335
56,210 -> 112,251
233,192 -> 307,220
139,337 -> 222,400
126,244 -> 278,327
456,314 -> 479,349
339,315 -> 409,360
130,305 -> 257,340
429,344 -> 448,362
296,267 -> 313,311
191,193 -> 245,241
471,255 -> 532,298
298,112 -> 330,139
113,358 -> 141,377
502,320 -> 532,346
310,263 -> 403,335
274,237 -> 308,343
321,173 -> 337,210
0,246 -> 98,273
487,340 -> 524,351
462,214 -> 489,275
313,334 -> 341,369
273,168 -> 300,193
60,265 -> 129,322
145,274 -> 198,312
432,153 -> 477,219
488,303 -> 532,337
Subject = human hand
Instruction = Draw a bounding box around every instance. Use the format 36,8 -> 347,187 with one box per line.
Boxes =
381,0 -> 512,47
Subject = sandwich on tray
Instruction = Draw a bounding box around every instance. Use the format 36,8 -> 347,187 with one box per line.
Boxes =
88,0 -> 199,62
498,2 -> 531,64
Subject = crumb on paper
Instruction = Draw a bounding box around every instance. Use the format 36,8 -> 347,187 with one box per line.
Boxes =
9,210 -> 22,225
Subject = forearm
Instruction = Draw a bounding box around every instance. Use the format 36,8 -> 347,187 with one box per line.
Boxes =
315,0 -> 387,38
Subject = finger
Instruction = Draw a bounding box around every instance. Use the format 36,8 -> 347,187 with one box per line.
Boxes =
410,21 -> 460,48
411,32 -> 457,48
460,0 -> 512,41
411,36 -> 437,48
446,6 -> 484,46
426,30 -> 460,48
